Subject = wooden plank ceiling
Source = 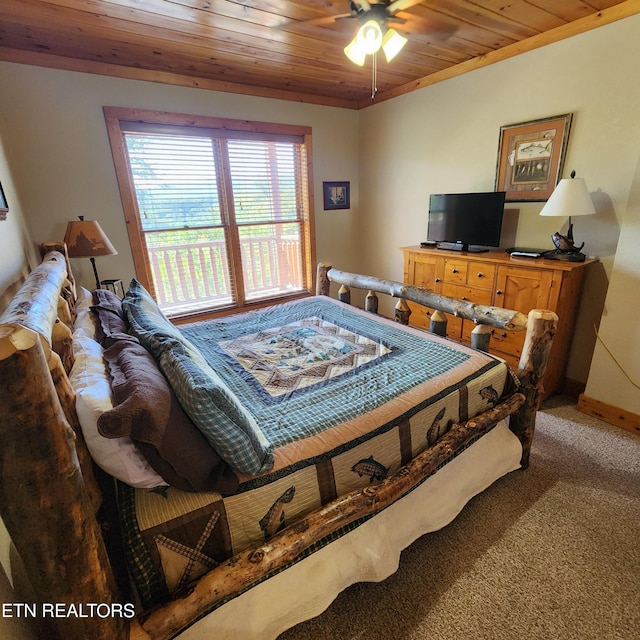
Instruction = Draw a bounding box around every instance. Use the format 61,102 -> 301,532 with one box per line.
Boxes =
0,1 -> 637,109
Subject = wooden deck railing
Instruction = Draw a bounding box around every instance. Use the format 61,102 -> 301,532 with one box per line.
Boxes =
148,236 -> 302,312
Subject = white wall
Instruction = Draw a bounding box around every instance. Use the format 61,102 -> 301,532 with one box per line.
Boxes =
356,14 -> 640,397
0,128 -> 37,302
0,64 -> 361,291
585,155 -> 640,413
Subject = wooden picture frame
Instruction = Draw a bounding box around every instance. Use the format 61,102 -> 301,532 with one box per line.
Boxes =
0,181 -> 8,220
323,181 -> 350,210
495,114 -> 572,202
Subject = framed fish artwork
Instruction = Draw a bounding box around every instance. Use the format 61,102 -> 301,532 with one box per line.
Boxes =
495,114 -> 572,202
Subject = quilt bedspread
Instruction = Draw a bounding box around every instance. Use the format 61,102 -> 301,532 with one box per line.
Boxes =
119,297 -> 515,610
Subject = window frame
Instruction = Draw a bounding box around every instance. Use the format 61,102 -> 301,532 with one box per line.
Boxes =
103,106 -> 316,320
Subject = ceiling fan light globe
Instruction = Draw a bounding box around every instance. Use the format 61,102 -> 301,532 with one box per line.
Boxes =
382,28 -> 407,62
356,20 -> 383,54
344,39 -> 367,66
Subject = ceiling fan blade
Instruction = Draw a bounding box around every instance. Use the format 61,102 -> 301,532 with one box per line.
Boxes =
358,1 -> 372,11
276,13 -> 353,29
387,0 -> 425,14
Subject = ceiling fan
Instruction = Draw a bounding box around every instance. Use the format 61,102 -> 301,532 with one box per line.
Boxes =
301,2 -> 433,66
284,2 -> 448,100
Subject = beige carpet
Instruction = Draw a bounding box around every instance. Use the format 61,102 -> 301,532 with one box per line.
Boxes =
278,397 -> 640,640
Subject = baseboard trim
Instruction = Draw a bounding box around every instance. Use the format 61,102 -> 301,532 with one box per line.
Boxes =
577,394 -> 640,437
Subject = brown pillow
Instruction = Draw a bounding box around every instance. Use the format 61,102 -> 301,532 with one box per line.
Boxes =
97,340 -> 239,494
91,289 -> 136,347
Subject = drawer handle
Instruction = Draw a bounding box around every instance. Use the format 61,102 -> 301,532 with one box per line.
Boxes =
461,296 -> 468,301
435,277 -> 441,283
496,289 -> 503,296
477,272 -> 484,278
490,330 -> 508,338
452,268 -> 458,273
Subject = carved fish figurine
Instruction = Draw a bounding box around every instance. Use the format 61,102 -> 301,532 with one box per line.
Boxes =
551,231 -> 584,252
426,406 -> 447,446
479,385 -> 499,406
351,456 -> 388,482
259,486 -> 296,540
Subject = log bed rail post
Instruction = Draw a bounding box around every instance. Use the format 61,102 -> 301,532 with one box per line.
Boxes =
0,326 -> 127,640
511,309 -> 558,467
0,250 -> 127,640
316,264 -> 529,335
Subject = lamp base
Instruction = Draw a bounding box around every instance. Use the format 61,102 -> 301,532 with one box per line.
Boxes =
542,249 -> 587,263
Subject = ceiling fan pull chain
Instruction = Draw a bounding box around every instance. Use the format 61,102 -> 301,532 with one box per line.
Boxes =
371,52 -> 378,101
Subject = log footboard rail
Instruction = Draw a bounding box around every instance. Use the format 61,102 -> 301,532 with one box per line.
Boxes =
316,263 -> 558,468
0,252 -> 557,640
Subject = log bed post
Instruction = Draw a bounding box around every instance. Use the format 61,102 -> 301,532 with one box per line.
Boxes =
0,325 -> 127,640
510,309 -> 558,468
429,309 -> 448,337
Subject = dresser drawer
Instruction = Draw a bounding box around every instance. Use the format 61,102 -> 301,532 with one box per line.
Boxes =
441,283 -> 492,305
466,262 -> 496,289
461,322 -> 525,359
443,259 -> 468,284
488,328 -> 526,359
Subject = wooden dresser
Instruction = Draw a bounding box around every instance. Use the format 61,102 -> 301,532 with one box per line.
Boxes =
401,246 -> 597,397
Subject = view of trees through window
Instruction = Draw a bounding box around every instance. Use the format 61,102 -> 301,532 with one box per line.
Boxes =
104,108 -> 315,317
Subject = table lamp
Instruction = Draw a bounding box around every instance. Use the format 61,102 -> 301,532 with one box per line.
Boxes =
64,216 -> 117,289
539,170 -> 595,262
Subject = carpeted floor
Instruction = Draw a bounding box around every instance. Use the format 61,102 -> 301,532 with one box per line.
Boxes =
278,397 -> 640,640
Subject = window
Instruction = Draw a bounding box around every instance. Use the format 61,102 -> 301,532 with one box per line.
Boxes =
104,108 -> 315,317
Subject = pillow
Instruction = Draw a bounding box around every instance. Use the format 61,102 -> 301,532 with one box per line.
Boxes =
122,279 -> 190,357
91,288 -> 137,347
97,339 -> 239,494
69,329 -> 167,489
159,344 -> 274,475
123,278 -> 272,474
74,287 -> 99,339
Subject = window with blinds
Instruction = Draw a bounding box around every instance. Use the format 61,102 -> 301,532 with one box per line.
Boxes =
104,108 -> 315,317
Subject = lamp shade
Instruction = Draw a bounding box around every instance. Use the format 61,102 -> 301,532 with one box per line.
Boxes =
539,172 -> 595,218
64,217 -> 117,257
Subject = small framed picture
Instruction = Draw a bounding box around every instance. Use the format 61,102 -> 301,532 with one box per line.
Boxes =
0,181 -> 8,221
495,114 -> 572,202
323,181 -> 350,210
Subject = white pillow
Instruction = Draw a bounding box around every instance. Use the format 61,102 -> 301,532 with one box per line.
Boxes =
69,329 -> 167,489
74,287 -> 99,339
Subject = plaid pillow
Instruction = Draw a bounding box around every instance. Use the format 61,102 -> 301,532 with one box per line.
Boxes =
123,279 -> 272,475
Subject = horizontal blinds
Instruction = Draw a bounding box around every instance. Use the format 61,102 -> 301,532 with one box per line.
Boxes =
124,133 -> 222,231
228,140 -> 302,225
119,119 -> 311,315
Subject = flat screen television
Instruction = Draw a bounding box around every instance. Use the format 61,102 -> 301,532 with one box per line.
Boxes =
427,191 -> 506,253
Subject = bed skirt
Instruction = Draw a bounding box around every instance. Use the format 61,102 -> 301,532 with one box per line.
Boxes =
175,418 -> 522,639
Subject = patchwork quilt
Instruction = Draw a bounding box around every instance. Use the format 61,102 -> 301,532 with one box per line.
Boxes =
119,297 -> 515,610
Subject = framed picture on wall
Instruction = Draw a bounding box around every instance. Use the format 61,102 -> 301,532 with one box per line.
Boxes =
495,114 -> 572,201
323,181 -> 350,210
0,181 -> 8,221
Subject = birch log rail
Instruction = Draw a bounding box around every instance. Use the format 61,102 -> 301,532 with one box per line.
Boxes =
317,264 -> 529,333
0,249 -> 557,640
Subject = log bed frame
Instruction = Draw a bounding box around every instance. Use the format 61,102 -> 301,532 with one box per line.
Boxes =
0,245 -> 557,640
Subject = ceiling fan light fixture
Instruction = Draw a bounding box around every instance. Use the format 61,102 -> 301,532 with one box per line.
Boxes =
356,19 -> 383,54
382,28 -> 407,62
344,38 -> 367,66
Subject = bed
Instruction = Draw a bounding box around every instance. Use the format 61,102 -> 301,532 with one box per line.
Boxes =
0,243 -> 557,640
